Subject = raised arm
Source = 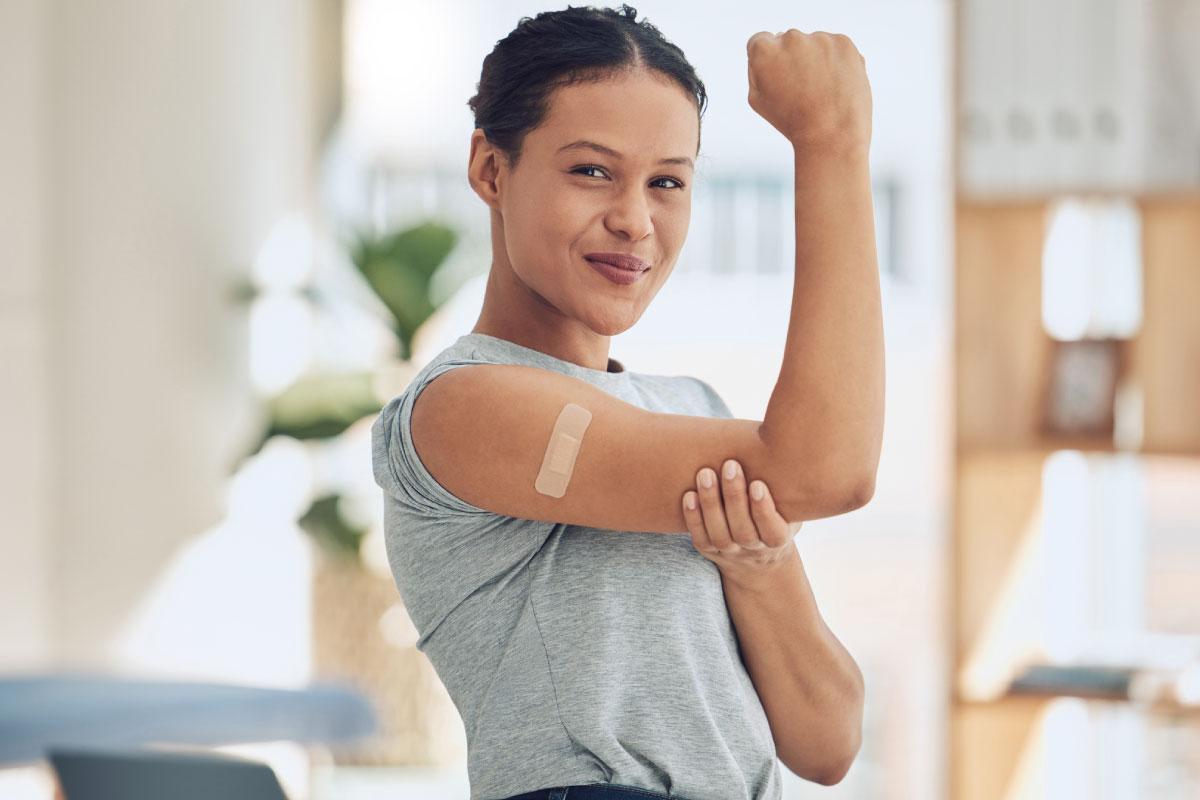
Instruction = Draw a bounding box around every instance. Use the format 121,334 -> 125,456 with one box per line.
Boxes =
747,30 -> 884,519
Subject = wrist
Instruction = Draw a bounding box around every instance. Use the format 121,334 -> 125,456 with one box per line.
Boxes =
789,130 -> 870,161
717,543 -> 803,595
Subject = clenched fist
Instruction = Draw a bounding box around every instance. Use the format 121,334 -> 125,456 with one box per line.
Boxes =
746,29 -> 872,151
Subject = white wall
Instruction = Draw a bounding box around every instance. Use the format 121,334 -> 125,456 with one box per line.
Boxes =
0,0 -> 53,670
0,0 -> 335,671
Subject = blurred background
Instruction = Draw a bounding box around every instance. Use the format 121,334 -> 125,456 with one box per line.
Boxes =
0,1 -> 1196,798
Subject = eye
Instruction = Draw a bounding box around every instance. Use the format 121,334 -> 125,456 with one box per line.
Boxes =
570,165 -> 686,190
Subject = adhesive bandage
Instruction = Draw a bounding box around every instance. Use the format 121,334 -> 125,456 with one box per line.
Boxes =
535,402 -> 592,498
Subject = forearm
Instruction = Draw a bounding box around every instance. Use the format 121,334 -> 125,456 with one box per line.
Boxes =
722,545 -> 865,784
760,140 -> 885,508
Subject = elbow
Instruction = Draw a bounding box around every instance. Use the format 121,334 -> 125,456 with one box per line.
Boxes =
845,472 -> 876,509
759,429 -> 877,517
828,470 -> 876,514
810,716 -> 864,786
813,750 -> 858,787
782,669 -> 866,786
784,728 -> 862,787
774,473 -> 875,523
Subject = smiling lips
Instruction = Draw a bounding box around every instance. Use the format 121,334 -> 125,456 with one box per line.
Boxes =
584,252 -> 650,272
584,254 -> 651,286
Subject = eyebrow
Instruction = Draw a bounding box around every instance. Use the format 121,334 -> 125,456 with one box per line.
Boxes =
556,139 -> 694,169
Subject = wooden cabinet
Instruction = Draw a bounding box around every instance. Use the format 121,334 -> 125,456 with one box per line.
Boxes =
950,7 -> 1200,797
950,195 -> 1200,798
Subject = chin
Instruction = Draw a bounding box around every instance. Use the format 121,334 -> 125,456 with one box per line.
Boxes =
587,314 -> 643,338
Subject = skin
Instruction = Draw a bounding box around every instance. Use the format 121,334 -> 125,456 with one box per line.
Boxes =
466,67 -> 699,372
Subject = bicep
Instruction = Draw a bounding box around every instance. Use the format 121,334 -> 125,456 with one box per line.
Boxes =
411,364 -> 853,533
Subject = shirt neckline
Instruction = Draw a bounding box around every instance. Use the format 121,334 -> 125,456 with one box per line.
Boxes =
458,333 -> 628,378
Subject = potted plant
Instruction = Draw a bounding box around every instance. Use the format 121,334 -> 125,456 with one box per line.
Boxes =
231,218 -> 471,767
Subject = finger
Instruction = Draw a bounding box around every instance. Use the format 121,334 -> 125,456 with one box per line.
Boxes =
746,30 -> 775,54
720,460 -> 764,549
696,467 -> 732,550
746,31 -> 779,94
748,480 -> 793,548
682,490 -> 718,555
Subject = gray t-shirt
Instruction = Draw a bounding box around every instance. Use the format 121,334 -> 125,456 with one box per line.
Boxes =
371,332 -> 783,800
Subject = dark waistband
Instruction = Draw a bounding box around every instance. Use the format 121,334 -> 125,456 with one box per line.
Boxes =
500,782 -> 677,800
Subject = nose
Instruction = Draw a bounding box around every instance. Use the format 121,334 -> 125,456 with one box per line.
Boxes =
604,185 -> 653,241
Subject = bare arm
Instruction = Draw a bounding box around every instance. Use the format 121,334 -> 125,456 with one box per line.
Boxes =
723,546 -> 864,784
761,140 -> 885,521
744,30 -> 884,521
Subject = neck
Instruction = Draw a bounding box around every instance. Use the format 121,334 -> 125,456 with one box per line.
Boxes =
471,214 -> 618,373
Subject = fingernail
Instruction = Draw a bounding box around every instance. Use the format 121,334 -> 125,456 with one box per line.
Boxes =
699,469 -> 713,488
723,460 -> 738,480
684,492 -> 696,510
751,481 -> 765,501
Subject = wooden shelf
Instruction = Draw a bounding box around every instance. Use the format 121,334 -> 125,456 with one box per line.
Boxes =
953,197 -> 1200,454
950,128 -> 1200,800
950,0 -> 1200,794
950,200 -> 1200,796
1006,662 -> 1200,712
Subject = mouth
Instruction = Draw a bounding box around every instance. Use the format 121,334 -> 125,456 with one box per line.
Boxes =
583,252 -> 651,272
584,255 -> 650,286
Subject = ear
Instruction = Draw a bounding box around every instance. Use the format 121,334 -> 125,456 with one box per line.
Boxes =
467,128 -> 504,211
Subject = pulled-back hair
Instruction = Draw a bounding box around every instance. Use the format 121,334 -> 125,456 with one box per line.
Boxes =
467,4 -> 707,170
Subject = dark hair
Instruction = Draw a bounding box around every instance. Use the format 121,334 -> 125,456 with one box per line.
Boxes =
467,4 -> 707,171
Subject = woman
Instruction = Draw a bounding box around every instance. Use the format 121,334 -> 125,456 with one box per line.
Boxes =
371,5 -> 882,799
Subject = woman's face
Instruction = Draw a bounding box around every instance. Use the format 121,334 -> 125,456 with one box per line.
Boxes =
474,68 -> 700,337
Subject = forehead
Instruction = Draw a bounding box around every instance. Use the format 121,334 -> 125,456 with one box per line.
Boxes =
531,71 -> 699,159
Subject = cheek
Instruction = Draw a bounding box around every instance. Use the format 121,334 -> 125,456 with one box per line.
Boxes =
535,196 -> 597,256
659,203 -> 691,247
504,202 -> 582,276
551,189 -> 600,225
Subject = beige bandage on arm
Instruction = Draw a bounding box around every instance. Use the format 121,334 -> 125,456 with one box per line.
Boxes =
534,402 -> 593,498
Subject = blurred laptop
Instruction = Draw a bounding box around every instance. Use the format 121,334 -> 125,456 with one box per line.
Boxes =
47,746 -> 290,800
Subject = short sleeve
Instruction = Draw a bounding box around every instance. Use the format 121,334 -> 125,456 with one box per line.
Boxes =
371,359 -> 496,517
688,377 -> 734,419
